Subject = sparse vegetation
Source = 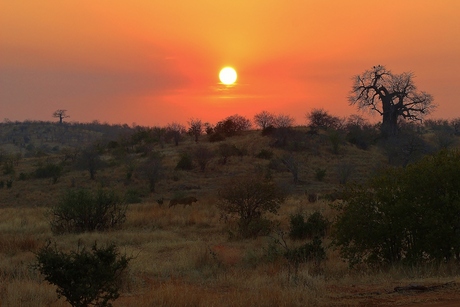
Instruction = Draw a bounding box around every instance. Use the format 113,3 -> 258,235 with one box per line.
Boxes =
0,117 -> 459,306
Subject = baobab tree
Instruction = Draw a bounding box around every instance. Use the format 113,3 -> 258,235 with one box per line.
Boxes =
349,65 -> 435,137
53,109 -> 70,124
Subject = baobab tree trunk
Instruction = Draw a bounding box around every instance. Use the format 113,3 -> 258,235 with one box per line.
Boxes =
381,98 -> 399,137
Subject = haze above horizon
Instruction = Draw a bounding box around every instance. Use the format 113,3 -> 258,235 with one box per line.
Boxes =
1,1 -> 460,126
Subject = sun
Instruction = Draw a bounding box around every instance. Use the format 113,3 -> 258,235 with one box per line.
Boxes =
219,67 -> 237,85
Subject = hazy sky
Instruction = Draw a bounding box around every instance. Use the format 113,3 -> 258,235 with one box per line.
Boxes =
1,1 -> 459,126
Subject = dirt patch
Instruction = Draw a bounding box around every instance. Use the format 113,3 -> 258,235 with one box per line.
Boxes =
325,281 -> 460,306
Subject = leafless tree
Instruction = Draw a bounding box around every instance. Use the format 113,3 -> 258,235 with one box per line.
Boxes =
274,114 -> 295,128
253,111 -> 275,130
166,122 -> 185,146
187,118 -> 203,143
349,65 -> 435,137
53,110 -> 70,124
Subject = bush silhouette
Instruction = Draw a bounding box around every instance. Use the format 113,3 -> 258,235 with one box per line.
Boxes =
333,149 -> 460,266
50,189 -> 127,234
217,175 -> 285,238
289,212 -> 329,240
35,241 -> 131,307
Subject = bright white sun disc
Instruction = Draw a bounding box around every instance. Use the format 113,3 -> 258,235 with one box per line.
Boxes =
219,67 -> 237,85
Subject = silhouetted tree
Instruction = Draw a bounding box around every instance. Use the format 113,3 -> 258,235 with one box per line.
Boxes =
187,118 -> 203,143
217,175 -> 286,238
274,114 -> 295,129
254,111 -> 275,130
306,109 -> 341,133
53,110 -> 70,124
76,146 -> 103,180
166,122 -> 185,146
349,65 -> 435,137
214,114 -> 251,136
138,153 -> 163,193
194,145 -> 214,171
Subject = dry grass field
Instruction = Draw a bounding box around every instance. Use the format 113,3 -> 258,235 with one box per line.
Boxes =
1,128 -> 460,306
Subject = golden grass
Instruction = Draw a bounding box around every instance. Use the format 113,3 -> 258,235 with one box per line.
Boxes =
1,131 -> 459,306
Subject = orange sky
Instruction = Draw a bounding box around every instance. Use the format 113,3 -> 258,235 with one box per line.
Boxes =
1,1 -> 460,126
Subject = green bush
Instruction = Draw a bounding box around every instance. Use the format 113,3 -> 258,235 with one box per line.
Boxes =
18,172 -> 29,181
256,149 -> 274,160
2,160 -> 14,175
35,163 -> 63,184
35,241 -> 131,307
175,152 -> 193,170
284,237 -> 326,266
50,189 -> 127,234
124,189 -> 142,204
289,212 -> 329,240
333,149 -> 460,267
208,132 -> 225,142
217,175 -> 285,238
315,168 -> 327,181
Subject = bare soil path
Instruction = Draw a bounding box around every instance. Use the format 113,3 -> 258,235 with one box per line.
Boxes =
326,281 -> 460,306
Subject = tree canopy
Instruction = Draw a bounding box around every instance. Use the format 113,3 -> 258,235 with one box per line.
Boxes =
349,65 -> 435,137
333,149 -> 460,266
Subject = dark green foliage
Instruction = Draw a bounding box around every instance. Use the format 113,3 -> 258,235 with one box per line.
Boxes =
284,237 -> 326,266
306,109 -> 341,132
175,152 -> 193,170
18,172 -> 29,180
217,175 -> 286,238
289,212 -> 329,240
34,163 -> 63,184
124,189 -> 143,204
208,132 -> 225,142
35,241 -> 131,307
2,160 -> 15,175
194,145 -> 214,171
267,158 -> 285,172
214,114 -> 251,137
380,130 -> 432,167
0,181 -> 4,188
328,130 -> 343,154
50,189 -> 127,234
256,149 -> 273,160
75,146 -> 104,180
138,153 -> 163,192
315,168 -> 327,181
333,149 -> 460,267
6,179 -> 13,188
270,231 -> 327,281
217,143 -> 241,164
345,123 -> 378,150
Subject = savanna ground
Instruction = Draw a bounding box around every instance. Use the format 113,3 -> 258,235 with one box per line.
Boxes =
1,127 -> 460,306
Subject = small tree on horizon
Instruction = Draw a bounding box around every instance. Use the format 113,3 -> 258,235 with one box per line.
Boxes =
187,118 -> 203,143
53,109 -> 70,124
254,111 -> 275,130
166,122 -> 186,146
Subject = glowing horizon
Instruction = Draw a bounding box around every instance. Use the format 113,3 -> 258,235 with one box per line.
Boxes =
1,1 -> 460,126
